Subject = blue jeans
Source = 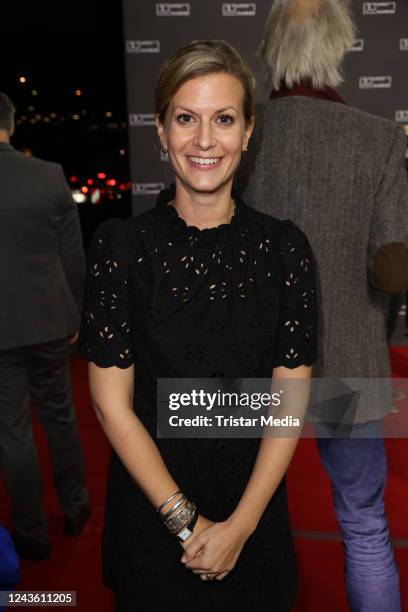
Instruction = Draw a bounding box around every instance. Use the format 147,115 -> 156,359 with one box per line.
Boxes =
316,420 -> 401,612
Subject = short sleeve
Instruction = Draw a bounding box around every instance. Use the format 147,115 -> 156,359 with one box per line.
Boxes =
272,221 -> 318,369
78,219 -> 134,368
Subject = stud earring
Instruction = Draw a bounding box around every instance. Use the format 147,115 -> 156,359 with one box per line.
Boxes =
161,145 -> 168,154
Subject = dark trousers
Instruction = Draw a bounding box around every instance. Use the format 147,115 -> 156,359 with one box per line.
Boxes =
0,338 -> 89,541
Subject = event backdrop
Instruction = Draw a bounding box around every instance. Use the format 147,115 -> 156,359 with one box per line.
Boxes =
122,0 -> 408,215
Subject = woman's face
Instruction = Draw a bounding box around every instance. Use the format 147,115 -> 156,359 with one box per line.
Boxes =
157,72 -> 253,196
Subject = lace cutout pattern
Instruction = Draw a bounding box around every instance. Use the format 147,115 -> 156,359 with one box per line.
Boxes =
79,219 -> 134,368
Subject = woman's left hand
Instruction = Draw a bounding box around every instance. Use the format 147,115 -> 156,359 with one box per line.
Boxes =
180,518 -> 253,581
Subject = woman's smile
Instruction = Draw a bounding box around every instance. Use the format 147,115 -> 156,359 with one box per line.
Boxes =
186,155 -> 223,170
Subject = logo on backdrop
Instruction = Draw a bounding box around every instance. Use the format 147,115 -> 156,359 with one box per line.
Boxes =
126,41 -> 160,54
359,76 -> 392,89
132,183 -> 165,196
156,3 -> 191,16
395,111 -> 408,123
363,2 -> 396,14
400,39 -> 408,51
129,114 -> 156,126
222,3 -> 256,16
350,39 -> 365,51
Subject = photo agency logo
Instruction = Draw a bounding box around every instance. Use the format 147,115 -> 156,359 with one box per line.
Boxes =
359,76 -> 392,89
350,39 -> 365,51
222,3 -> 256,16
132,183 -> 165,196
363,2 -> 396,14
126,41 -> 160,54
395,110 -> 408,123
156,3 -> 191,16
129,114 -> 156,126
400,39 -> 408,51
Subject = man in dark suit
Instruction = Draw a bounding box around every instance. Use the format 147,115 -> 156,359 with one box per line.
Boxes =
0,92 -> 90,560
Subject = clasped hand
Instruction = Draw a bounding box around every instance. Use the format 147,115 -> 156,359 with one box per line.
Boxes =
180,516 -> 251,581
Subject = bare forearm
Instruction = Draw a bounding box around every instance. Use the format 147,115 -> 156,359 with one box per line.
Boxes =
230,436 -> 299,534
95,403 -> 179,510
230,366 -> 311,535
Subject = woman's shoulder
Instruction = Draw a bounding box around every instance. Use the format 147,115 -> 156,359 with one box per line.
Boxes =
90,208 -> 160,252
245,206 -> 311,253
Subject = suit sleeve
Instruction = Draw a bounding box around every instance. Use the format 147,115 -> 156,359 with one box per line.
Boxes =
368,126 -> 408,293
56,165 -> 86,314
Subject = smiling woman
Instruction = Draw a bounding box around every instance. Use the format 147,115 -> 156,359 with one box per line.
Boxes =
156,72 -> 252,225
79,39 -> 318,612
155,41 -> 254,229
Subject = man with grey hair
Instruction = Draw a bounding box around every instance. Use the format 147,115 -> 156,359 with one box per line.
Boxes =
238,0 -> 408,610
0,92 -> 90,560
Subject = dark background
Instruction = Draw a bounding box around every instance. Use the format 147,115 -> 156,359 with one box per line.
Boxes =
1,2 -> 127,174
0,2 -> 131,244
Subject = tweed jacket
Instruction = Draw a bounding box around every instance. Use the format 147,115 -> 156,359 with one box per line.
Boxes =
0,143 -> 85,350
237,96 -> 408,422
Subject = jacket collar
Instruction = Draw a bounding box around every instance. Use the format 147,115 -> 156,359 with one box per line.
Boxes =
270,80 -> 346,105
0,142 -> 14,152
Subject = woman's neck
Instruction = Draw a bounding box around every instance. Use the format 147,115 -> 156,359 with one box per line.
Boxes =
172,179 -> 235,229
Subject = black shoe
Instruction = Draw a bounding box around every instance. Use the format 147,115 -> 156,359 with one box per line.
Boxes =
11,531 -> 51,561
64,503 -> 91,536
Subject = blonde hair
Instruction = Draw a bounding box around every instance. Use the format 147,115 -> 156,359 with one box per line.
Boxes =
155,40 -> 255,125
261,0 -> 356,91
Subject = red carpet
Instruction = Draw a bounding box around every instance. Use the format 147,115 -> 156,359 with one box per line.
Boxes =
1,347 -> 407,611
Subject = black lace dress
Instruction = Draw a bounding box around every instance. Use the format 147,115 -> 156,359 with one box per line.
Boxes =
79,186 -> 317,612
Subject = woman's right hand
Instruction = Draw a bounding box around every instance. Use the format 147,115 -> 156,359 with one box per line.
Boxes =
180,514 -> 213,551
